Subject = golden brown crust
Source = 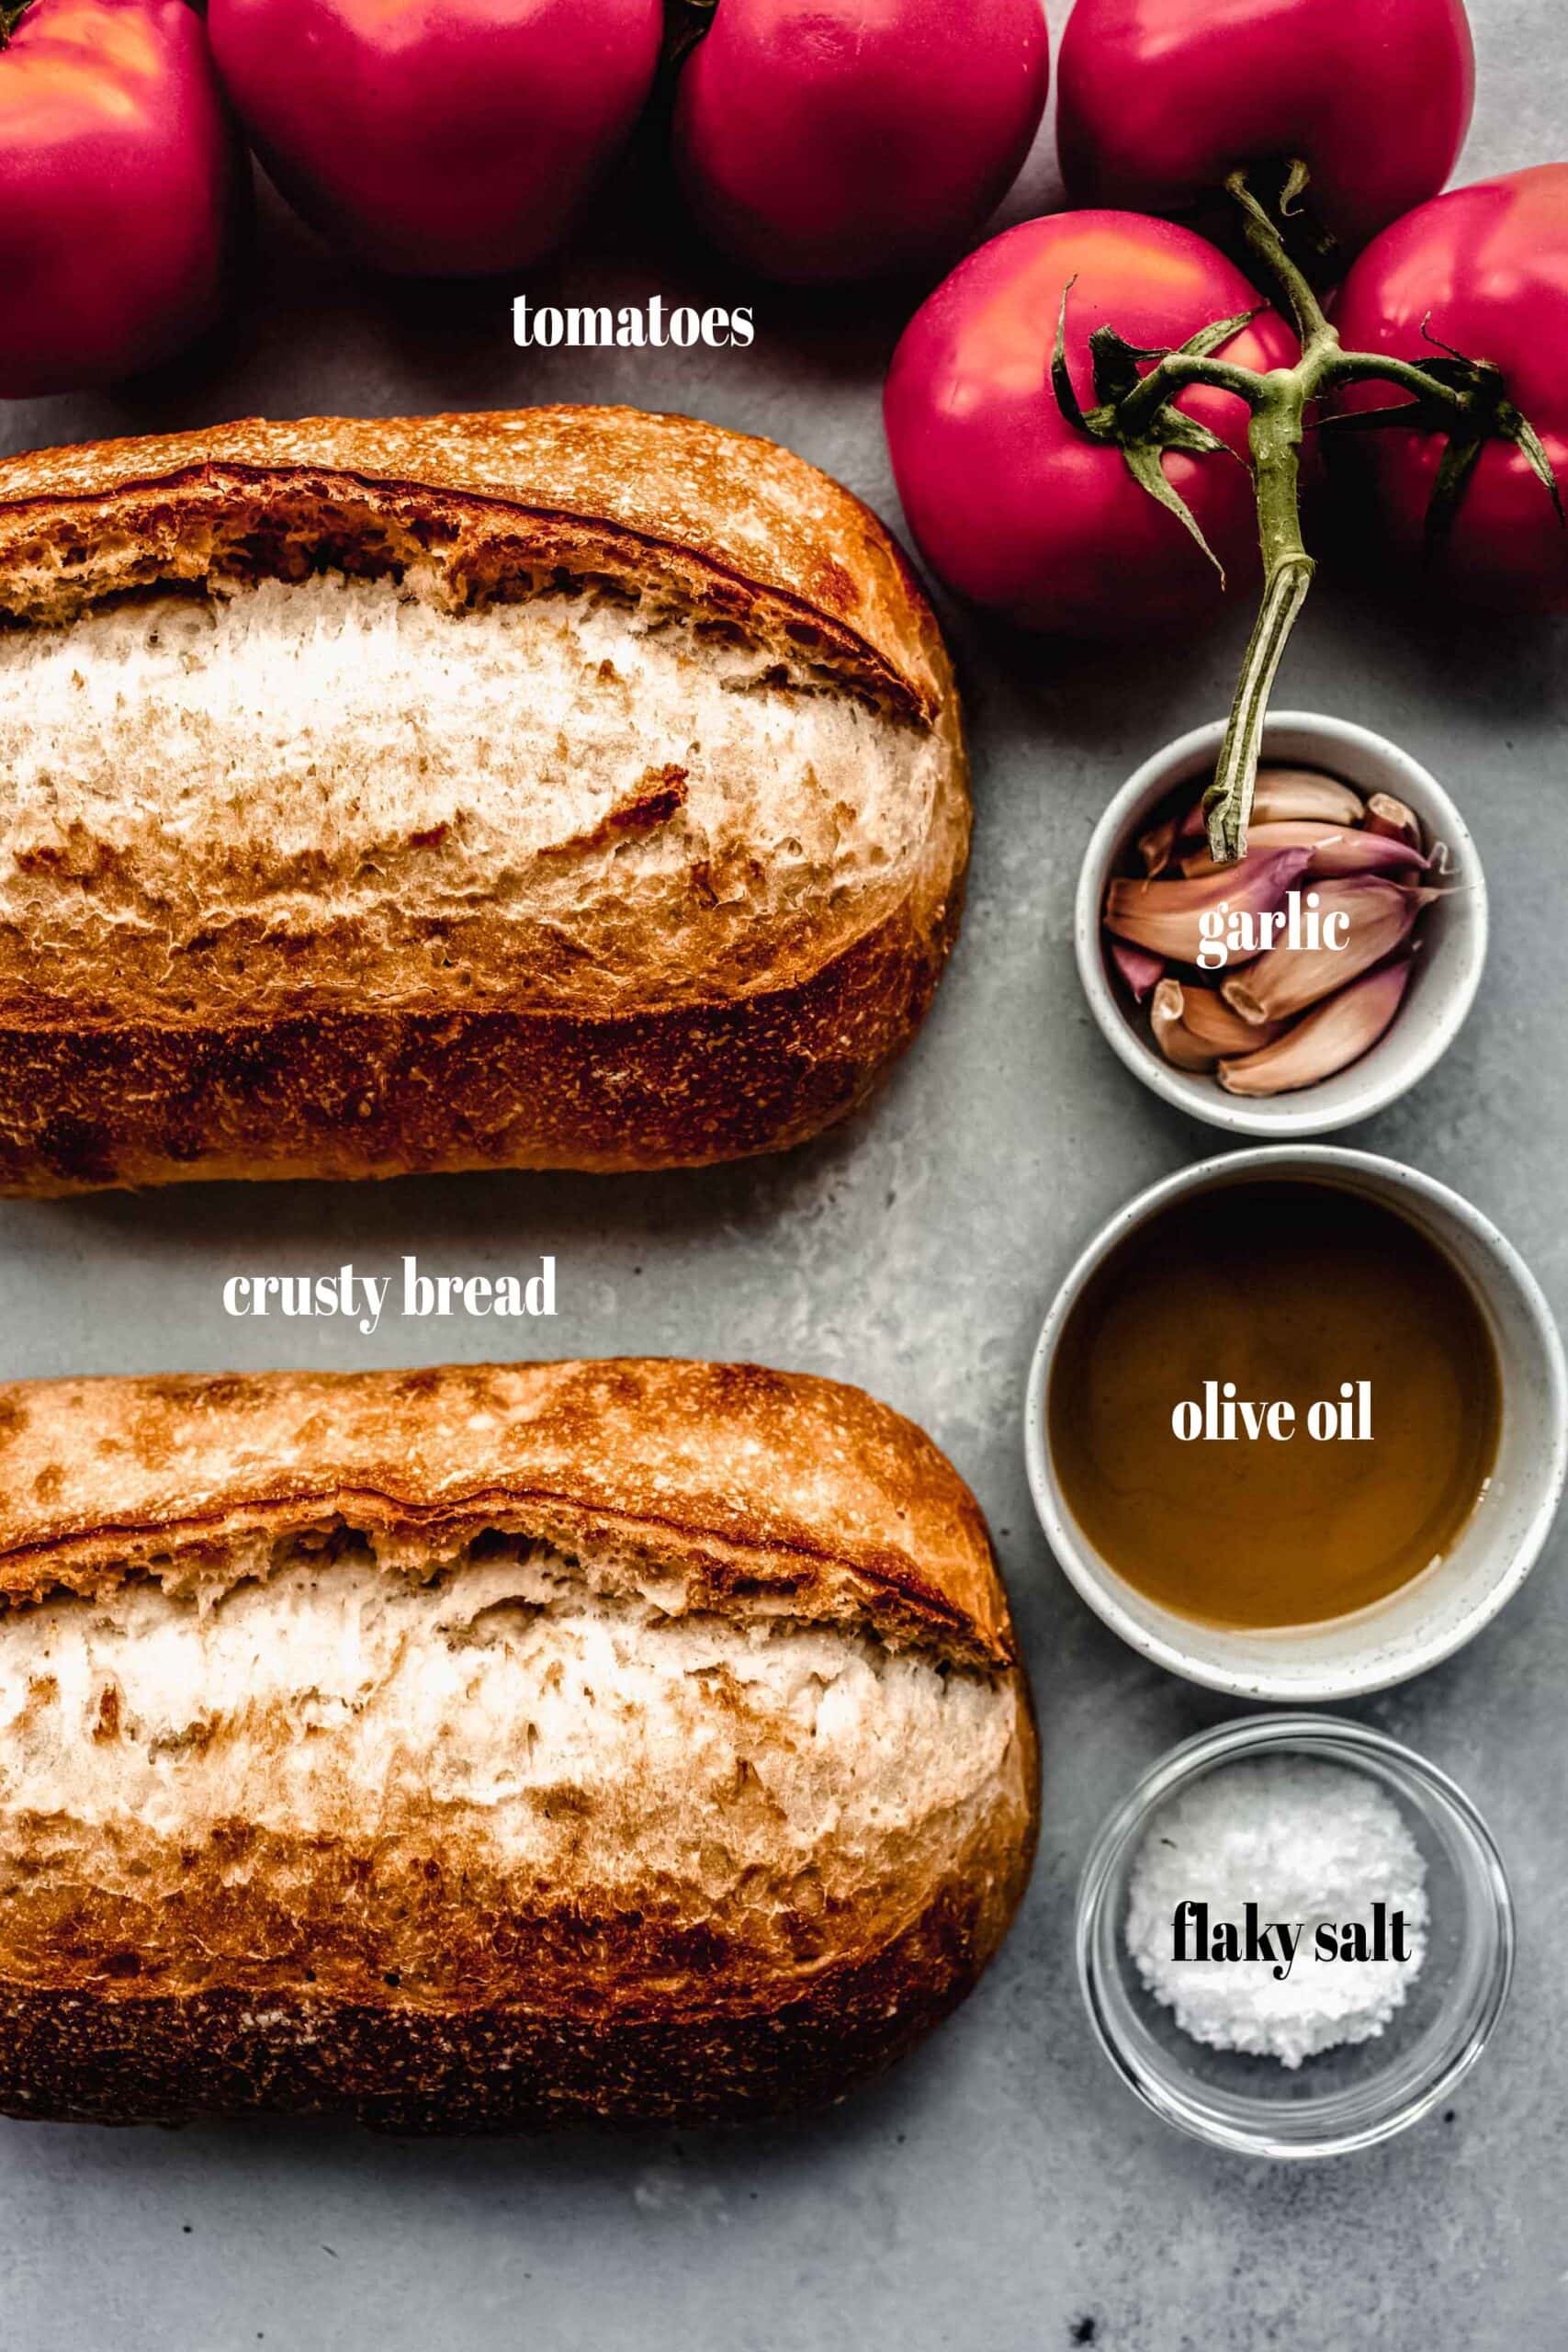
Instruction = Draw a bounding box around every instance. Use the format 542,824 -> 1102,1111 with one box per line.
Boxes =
0,1358 -> 1015,1664
0,407 -> 970,1191
0,406 -> 943,718
0,1830 -> 1037,2128
0,1359 -> 1040,2129
0,1709 -> 1039,2128
0,809 -> 964,1194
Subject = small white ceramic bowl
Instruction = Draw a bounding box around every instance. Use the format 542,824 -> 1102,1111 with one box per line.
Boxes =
1076,712 -> 1488,1138
1023,1147 -> 1566,1702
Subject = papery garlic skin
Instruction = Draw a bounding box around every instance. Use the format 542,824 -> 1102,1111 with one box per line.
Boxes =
1151,979 -> 1221,1070
1110,939 -> 1167,1001
1218,959 -> 1416,1095
1107,766 -> 1444,1105
1179,825 -> 1427,882
1104,847 -> 1316,969
1177,985 -> 1291,1055
1138,817 -> 1179,876
1363,793 -> 1423,849
1179,766 -> 1364,842
1221,882 -> 1437,1025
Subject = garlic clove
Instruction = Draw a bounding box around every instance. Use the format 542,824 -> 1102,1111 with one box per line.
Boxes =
1110,939 -> 1167,1001
1179,824 -> 1427,882
1220,881 -> 1440,1025
1178,821 -> 1341,877
1151,979 -> 1221,1070
1218,958 -> 1416,1095
1137,816 -> 1179,876
1104,846 -> 1316,969
1362,792 -> 1423,849
1178,765 -> 1364,841
1177,984 -> 1292,1055
1303,830 -> 1427,879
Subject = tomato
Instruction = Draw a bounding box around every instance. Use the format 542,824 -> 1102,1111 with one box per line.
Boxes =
671,0 -> 1049,286
1057,0 -> 1474,254
1329,165 -> 1568,614
0,0 -> 243,399
883,211 -> 1295,635
209,0 -> 661,277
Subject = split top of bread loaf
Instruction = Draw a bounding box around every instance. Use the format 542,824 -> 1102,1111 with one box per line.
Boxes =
0,1358 -> 1013,1662
0,408 -> 942,708
0,409 -> 968,1030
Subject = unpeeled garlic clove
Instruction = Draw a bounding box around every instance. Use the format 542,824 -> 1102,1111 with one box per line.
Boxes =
1363,792 -> 1422,849
1176,984 -> 1291,1055
1303,829 -> 1427,879
1179,823 -> 1427,882
1220,880 -> 1440,1025
1110,939 -> 1167,1001
1179,765 -> 1364,841
1150,979 -> 1220,1070
1104,845 -> 1316,969
1137,817 -> 1179,876
1218,958 -> 1416,1095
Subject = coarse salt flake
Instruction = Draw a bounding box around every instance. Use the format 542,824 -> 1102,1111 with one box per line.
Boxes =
1124,1758 -> 1428,2069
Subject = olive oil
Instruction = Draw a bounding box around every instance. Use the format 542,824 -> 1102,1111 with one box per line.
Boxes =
1047,1180 -> 1502,1628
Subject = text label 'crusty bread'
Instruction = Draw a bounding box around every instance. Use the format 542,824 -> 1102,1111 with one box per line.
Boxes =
0,1359 -> 1037,2129
0,408 -> 970,1194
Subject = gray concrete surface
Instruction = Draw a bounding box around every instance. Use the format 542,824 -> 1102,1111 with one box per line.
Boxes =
1,4 -> 1564,2346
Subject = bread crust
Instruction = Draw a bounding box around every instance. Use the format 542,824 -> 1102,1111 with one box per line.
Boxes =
0,1358 -> 1015,1657
0,1360 -> 1039,2129
0,1869 -> 1028,2131
0,837 -> 961,1193
0,408 -> 970,1192
0,408 -> 945,715
0,1871 -> 1029,2135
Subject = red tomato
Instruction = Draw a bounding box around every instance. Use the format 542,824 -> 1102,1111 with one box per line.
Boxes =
1057,0 -> 1474,254
883,211 -> 1295,635
671,0 -> 1049,286
1329,166 -> 1568,614
209,0 -> 661,277
0,0 -> 243,398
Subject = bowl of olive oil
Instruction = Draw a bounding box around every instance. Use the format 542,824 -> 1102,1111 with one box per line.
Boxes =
1024,1147 -> 1565,1699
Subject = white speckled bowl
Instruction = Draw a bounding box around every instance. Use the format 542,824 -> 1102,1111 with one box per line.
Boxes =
1023,1147 -> 1566,1702
1076,713 -> 1488,1137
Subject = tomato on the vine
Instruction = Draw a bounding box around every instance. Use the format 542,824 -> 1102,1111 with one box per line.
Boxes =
1328,164 -> 1568,614
1057,0 -> 1474,254
883,211 -> 1294,636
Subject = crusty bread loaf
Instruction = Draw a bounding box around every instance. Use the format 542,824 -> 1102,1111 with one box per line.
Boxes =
0,407 -> 969,1193
0,1358 -> 1037,2129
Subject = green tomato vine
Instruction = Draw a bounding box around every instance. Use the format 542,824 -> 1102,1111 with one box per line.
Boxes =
1055,170 -> 1565,866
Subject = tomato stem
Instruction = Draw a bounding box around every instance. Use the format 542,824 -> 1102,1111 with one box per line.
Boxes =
660,0 -> 719,74
1204,560 -> 1315,862
1055,167 -> 1562,864
1322,350 -> 1474,413
1113,349 -> 1265,435
1224,170 -> 1333,350
1205,435 -> 1313,861
1163,175 -> 1337,862
1201,170 -> 1479,861
1203,358 -> 1316,862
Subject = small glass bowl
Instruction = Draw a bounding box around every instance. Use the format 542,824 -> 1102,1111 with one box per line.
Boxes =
1076,1715 -> 1514,2160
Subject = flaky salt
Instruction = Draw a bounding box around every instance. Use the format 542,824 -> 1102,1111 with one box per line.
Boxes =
1124,1758 -> 1428,2069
